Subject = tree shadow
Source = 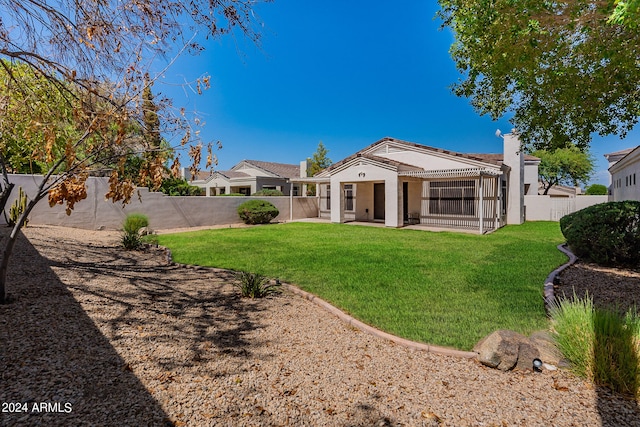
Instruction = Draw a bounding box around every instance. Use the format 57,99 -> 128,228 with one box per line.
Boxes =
34,237 -> 268,371
0,231 -> 172,426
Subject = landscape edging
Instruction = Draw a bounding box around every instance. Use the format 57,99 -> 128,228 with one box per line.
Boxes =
543,244 -> 578,313
161,242 -> 577,360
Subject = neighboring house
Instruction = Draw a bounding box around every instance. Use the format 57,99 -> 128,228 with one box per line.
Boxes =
185,160 -> 305,196
294,134 -> 538,233
537,182 -> 581,197
606,145 -> 640,202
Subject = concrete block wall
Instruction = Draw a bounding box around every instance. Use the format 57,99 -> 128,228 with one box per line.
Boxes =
5,174 -> 318,230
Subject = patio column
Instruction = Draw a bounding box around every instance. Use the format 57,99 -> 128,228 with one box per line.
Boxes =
330,179 -> 344,223
385,176 -> 400,227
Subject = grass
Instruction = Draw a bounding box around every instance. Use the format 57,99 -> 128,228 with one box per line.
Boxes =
551,296 -> 640,397
158,221 -> 566,350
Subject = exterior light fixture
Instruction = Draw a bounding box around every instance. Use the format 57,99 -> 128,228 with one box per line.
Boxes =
533,358 -> 543,372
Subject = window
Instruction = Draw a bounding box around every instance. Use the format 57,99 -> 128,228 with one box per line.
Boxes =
344,184 -> 354,211
326,185 -> 331,210
428,180 -> 476,216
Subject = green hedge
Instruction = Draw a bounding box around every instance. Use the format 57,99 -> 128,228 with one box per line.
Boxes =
560,201 -> 640,267
237,200 -> 279,225
252,189 -> 284,196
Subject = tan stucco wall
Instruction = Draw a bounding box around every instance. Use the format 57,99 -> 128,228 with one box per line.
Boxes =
329,162 -> 400,226
6,175 -> 318,230
372,148 -> 483,170
355,183 -> 374,221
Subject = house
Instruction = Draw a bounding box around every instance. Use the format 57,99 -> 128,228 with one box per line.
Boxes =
185,160 -> 305,196
606,145 -> 640,202
293,133 -> 538,233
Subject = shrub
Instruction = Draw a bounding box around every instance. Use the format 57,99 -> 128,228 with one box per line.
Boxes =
560,201 -> 640,267
252,189 -> 284,196
122,213 -> 150,250
159,178 -> 202,196
550,296 -> 640,397
123,213 -> 149,234
237,200 -> 279,224
584,184 -> 608,195
234,271 -> 282,298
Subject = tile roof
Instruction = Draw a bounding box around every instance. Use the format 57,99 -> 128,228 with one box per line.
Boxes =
241,160 -> 301,179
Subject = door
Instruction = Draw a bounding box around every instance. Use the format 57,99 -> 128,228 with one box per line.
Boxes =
374,183 -> 385,220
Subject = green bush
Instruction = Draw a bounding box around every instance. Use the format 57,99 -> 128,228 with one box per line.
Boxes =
237,200 -> 279,225
585,184 -> 608,195
123,213 -> 149,234
234,271 -> 282,298
159,178 -> 202,196
560,201 -> 640,267
551,296 -> 640,397
252,189 -> 284,196
122,213 -> 150,250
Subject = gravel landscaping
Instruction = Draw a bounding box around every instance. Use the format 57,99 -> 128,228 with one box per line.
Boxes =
1,225 -> 639,426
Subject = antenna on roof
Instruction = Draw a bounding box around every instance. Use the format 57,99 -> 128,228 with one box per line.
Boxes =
495,129 -> 503,138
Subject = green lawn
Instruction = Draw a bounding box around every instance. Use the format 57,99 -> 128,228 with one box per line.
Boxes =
158,221 -> 566,350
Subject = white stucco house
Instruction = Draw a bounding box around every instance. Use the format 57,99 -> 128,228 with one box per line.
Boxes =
293,133 -> 539,233
185,160 -> 303,197
606,145 -> 640,202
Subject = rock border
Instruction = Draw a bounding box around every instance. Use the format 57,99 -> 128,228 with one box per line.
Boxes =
543,244 -> 578,313
161,242 -> 577,360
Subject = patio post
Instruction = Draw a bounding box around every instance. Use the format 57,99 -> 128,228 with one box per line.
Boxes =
289,181 -> 293,221
479,173 -> 484,234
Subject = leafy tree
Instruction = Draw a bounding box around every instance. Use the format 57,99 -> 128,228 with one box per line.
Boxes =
0,0 -> 269,303
610,0 -> 640,26
305,141 -> 332,196
585,184 -> 608,195
437,0 -> 640,151
532,147 -> 595,195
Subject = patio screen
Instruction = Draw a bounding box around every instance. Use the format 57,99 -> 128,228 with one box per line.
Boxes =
427,180 -> 476,216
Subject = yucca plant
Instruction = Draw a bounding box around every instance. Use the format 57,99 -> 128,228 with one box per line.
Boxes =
234,271 -> 281,298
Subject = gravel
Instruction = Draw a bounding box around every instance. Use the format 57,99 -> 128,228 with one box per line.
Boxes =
1,225 -> 639,426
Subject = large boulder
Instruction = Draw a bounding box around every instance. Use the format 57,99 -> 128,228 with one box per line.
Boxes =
473,329 -> 561,371
474,330 -> 529,370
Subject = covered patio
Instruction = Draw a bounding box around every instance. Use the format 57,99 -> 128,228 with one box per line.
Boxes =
291,167 -> 506,235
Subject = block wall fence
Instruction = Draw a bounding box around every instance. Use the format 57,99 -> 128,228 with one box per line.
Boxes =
4,174 -> 319,230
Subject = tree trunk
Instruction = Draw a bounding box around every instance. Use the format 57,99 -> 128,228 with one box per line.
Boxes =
0,182 -> 14,213
0,195 -> 43,304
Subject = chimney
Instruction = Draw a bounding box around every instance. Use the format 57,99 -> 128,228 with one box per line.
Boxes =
299,159 -> 308,178
503,132 -> 525,225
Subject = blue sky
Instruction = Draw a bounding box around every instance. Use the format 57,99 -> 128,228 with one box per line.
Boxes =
156,0 -> 637,186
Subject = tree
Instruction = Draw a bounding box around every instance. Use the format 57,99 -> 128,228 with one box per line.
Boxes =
437,0 -> 640,151
0,0 -> 269,303
610,0 -> 640,27
305,142 -> 332,196
585,183 -> 608,195
532,147 -> 595,195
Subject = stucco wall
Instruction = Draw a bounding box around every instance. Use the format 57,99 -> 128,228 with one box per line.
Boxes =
610,152 -> 640,202
6,174 -> 318,230
524,195 -> 608,221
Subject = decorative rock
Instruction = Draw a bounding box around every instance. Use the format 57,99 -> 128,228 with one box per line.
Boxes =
474,329 -> 527,371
